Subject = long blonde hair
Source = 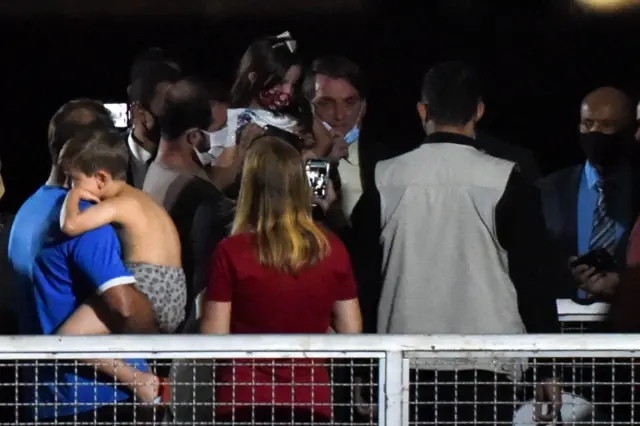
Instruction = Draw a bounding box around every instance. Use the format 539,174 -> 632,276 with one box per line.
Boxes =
232,136 -> 330,273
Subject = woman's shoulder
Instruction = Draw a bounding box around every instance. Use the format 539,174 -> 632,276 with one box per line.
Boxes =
216,232 -> 253,254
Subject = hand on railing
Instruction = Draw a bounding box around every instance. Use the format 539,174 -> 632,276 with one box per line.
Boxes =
534,378 -> 563,422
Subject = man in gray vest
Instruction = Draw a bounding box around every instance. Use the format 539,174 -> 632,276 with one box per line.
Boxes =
351,61 -> 562,425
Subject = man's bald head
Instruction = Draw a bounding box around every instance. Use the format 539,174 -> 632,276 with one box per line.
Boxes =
48,99 -> 115,164
580,87 -> 634,135
161,78 -> 213,140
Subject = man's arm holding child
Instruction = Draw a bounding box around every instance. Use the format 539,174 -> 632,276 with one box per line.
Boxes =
60,188 -> 133,236
71,224 -> 158,333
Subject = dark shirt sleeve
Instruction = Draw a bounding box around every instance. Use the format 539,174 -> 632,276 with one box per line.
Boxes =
349,185 -> 382,334
331,238 -> 359,301
191,197 -> 234,306
496,169 -> 561,378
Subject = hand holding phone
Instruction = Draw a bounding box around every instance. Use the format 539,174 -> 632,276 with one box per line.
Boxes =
569,248 -> 617,272
305,159 -> 330,200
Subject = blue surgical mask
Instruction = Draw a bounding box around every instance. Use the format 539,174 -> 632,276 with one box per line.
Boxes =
321,122 -> 360,145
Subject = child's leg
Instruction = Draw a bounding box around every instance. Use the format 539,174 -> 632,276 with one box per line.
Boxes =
57,303 -> 110,335
57,298 -> 161,403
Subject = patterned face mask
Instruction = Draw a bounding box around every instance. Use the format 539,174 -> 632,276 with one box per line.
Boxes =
258,88 -> 292,111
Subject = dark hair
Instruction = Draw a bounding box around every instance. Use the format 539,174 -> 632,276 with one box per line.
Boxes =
129,63 -> 181,110
129,47 -> 182,83
303,55 -> 366,100
421,61 -> 482,127
161,78 -> 213,140
281,98 -> 314,134
58,128 -> 129,181
190,77 -> 230,104
230,35 -> 300,107
48,99 -> 115,164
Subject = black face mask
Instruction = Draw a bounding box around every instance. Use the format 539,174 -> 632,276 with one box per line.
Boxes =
579,131 -> 628,173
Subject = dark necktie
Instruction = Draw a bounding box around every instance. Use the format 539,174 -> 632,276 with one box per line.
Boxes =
577,180 -> 616,300
588,180 -> 616,253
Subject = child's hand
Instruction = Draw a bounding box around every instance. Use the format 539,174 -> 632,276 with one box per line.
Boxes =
69,188 -> 100,203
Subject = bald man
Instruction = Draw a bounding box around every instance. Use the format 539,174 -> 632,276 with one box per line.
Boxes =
538,87 -> 639,301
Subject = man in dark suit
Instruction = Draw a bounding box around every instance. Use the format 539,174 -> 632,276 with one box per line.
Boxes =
125,55 -> 181,188
476,131 -> 540,182
538,87 -> 638,300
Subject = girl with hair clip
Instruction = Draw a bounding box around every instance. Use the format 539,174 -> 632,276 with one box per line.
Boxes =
200,136 -> 362,424
212,32 -> 303,168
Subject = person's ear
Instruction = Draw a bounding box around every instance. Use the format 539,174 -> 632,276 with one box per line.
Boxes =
0,174 -> 5,200
95,170 -> 111,189
248,72 -> 257,85
475,101 -> 485,122
131,103 -> 145,124
185,129 -> 200,147
416,102 -> 428,123
360,100 -> 367,120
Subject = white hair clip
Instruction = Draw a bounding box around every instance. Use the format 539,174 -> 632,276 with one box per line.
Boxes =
275,31 -> 297,53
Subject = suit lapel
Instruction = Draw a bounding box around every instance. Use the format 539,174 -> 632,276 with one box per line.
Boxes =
122,130 -> 135,186
561,165 -> 582,255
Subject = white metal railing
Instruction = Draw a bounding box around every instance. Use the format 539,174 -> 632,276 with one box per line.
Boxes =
0,299 -> 617,425
2,333 -> 640,425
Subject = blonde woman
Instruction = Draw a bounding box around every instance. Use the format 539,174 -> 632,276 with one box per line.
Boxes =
201,136 -> 362,423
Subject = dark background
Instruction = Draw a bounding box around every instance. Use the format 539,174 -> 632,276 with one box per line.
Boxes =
1,0 -> 639,212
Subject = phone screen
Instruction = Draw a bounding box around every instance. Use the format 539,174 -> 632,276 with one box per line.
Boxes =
104,103 -> 129,129
305,159 -> 330,199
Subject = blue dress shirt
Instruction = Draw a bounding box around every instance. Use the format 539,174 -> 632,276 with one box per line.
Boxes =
576,162 -> 631,298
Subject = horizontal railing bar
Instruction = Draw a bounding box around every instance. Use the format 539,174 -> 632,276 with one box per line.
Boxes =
405,350 -> 640,358
0,334 -> 638,356
0,350 -> 387,360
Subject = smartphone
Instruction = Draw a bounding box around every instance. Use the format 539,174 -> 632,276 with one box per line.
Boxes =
104,103 -> 129,129
570,248 -> 617,272
263,125 -> 304,149
305,159 -> 330,199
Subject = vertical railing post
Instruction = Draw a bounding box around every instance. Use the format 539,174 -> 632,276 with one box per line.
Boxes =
380,350 -> 408,426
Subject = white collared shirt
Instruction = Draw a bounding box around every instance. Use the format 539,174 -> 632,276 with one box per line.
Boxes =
337,141 -> 363,220
127,132 -> 153,189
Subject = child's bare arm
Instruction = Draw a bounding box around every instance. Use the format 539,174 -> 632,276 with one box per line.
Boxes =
60,188 -> 131,236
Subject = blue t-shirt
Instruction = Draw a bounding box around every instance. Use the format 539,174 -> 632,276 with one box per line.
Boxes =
8,185 -> 148,420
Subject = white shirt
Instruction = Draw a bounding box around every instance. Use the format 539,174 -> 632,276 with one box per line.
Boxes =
225,108 -> 298,147
127,132 -> 153,189
337,141 -> 363,220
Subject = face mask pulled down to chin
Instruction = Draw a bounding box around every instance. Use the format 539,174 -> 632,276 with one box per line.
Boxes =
579,131 -> 629,173
322,121 -> 359,144
194,127 -> 229,166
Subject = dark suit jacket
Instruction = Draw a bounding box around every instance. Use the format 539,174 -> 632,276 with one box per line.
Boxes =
476,132 -> 541,183
121,130 -> 136,187
537,164 -> 640,298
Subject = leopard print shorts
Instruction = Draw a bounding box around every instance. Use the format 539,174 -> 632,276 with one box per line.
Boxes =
125,262 -> 187,333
